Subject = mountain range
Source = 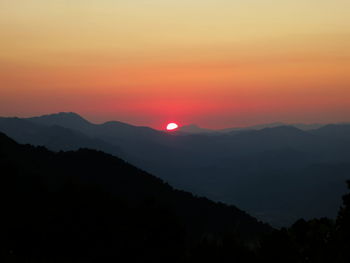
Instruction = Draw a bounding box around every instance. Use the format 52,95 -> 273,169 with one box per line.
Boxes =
1,112 -> 350,226
178,122 -> 334,134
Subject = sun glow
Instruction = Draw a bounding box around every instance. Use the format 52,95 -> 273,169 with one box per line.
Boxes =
166,123 -> 179,131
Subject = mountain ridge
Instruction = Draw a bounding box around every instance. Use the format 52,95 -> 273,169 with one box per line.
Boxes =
25,111 -> 349,133
1,112 -> 350,226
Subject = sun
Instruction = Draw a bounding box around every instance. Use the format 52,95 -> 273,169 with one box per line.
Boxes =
166,123 -> 179,131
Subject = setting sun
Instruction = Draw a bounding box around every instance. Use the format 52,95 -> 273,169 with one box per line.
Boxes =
166,123 -> 179,131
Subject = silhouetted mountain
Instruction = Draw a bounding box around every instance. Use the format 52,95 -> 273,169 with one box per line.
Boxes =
28,112 -> 168,142
220,122 -> 287,133
310,124 -> 350,142
1,113 -> 350,226
0,117 -> 123,154
178,122 -> 328,135
26,112 -> 176,162
28,112 -> 91,130
0,132 -> 270,262
178,124 -> 216,134
177,122 -> 313,135
292,123 -> 326,130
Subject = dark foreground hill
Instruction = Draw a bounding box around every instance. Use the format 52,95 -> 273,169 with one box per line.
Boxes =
0,132 -> 270,262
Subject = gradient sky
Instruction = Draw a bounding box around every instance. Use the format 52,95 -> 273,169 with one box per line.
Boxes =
1,0 -> 349,129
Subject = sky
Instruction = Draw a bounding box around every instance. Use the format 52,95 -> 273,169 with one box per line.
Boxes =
0,0 -> 349,129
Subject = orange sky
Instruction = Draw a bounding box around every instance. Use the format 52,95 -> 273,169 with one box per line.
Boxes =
1,0 -> 349,129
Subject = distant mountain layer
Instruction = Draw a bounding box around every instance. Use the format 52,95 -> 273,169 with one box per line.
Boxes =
1,112 -> 350,226
177,124 -> 216,134
178,122 -> 345,134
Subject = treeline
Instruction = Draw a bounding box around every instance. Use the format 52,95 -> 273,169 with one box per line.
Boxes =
190,191 -> 350,263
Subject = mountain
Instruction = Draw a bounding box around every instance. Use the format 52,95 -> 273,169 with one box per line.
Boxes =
27,112 -> 91,130
177,122 -> 293,135
177,122 -> 328,135
27,112 -> 168,142
26,112 -> 178,162
219,122 -> 287,133
292,123 -> 326,130
310,124 -> 350,141
0,116 -> 123,154
177,124 -> 216,134
0,132 -> 270,262
1,113 -> 350,226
